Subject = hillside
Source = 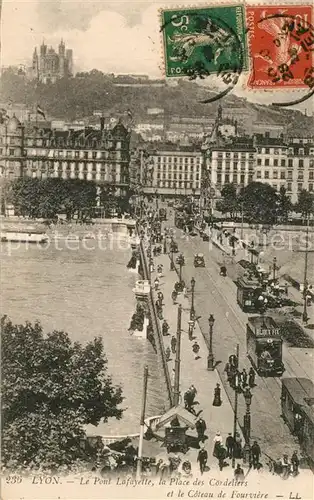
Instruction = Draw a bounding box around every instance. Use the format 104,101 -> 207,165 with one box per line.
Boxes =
0,69 -> 313,134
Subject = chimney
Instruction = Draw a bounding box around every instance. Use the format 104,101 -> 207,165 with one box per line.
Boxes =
100,116 -> 105,131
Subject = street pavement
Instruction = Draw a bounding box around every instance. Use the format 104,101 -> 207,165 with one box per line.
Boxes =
161,222 -> 313,466
150,250 -> 242,474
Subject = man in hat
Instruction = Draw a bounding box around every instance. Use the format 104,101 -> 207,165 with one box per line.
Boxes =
197,444 -> 208,475
171,335 -> 177,354
225,433 -> 235,459
162,320 -> 170,336
195,417 -> 207,443
251,441 -> 261,469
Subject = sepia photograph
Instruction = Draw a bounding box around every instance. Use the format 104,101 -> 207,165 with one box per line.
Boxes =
0,1 -> 313,499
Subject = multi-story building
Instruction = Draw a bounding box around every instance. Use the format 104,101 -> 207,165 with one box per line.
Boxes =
254,134 -> 314,202
142,143 -> 203,197
28,40 -> 73,84
0,116 -> 131,196
204,138 -> 256,197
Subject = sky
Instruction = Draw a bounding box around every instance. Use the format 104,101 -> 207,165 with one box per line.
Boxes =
1,0 -> 313,114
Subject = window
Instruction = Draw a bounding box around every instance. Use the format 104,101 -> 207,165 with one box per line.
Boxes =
287,171 -> 293,179
309,183 -> 314,191
298,183 -> 303,191
298,172 -> 304,180
280,171 -> 285,179
265,159 -> 270,166
257,159 -> 262,166
218,160 -> 223,168
265,148 -> 270,154
217,174 -> 222,183
92,152 -> 97,159
225,174 -> 230,183
9,148 -> 15,156
264,171 -> 269,179
233,162 -> 238,169
281,159 -> 286,167
299,148 -> 304,155
287,182 -> 292,191
299,159 -> 304,168
257,171 -> 261,179
288,159 -> 293,167
309,171 -> 314,180
240,174 -> 245,183
273,170 -> 278,179
274,159 -> 278,166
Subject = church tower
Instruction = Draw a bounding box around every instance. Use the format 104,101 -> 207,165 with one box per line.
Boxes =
39,41 -> 47,73
32,48 -> 39,80
58,39 -> 65,78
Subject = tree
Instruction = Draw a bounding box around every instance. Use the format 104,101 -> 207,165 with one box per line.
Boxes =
277,186 -> 292,222
1,317 -> 123,471
239,182 -> 279,227
295,189 -> 314,218
216,184 -> 238,218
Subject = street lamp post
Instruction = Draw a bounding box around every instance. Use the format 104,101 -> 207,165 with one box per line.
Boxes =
170,250 -> 175,271
173,304 -> 182,406
207,314 -> 215,371
302,217 -> 309,323
243,387 -> 253,466
272,257 -> 277,281
190,277 -> 196,320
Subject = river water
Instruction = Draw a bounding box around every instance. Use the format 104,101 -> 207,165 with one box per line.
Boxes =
0,236 -> 164,435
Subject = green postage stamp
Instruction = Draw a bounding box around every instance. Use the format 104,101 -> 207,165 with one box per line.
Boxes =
161,4 -> 248,79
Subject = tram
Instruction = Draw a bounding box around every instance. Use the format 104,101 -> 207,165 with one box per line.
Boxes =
281,378 -> 314,466
159,208 -> 167,221
246,316 -> 285,376
237,275 -> 263,313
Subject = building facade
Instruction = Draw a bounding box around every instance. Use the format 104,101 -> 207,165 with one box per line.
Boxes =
254,135 -> 314,203
141,144 -> 203,197
29,40 -> 73,84
0,116 -> 131,196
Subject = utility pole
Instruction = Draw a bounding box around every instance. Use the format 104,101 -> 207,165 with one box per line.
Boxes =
240,202 -> 244,240
302,216 -> 309,323
136,365 -> 149,479
232,344 -> 240,469
173,304 -> 182,406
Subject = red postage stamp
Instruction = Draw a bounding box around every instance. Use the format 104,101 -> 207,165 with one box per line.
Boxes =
246,5 -> 314,89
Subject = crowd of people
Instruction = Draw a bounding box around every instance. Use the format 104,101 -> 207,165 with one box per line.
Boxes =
134,204 -> 304,482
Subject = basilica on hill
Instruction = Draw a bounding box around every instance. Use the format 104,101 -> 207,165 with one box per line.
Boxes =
28,40 -> 73,84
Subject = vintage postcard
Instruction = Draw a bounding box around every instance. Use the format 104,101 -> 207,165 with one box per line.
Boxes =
0,1 -> 313,500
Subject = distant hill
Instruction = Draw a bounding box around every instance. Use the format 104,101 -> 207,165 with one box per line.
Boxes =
0,69 -> 313,135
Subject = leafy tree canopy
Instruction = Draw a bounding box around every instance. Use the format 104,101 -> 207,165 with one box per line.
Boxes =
295,189 -> 314,218
1,317 -> 123,471
239,182 -> 280,226
216,183 -> 238,218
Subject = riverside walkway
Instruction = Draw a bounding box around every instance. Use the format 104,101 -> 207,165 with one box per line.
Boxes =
150,250 -> 243,472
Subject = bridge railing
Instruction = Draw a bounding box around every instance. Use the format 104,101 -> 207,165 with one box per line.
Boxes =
139,237 -> 173,409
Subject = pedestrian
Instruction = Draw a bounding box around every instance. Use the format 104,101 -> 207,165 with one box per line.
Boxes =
284,283 -> 289,295
171,289 -> 178,304
213,383 -> 222,406
195,417 -> 207,442
154,277 -> 159,291
165,346 -> 171,362
251,441 -> 261,469
217,444 -> 227,471
241,368 -> 248,388
197,446 -> 208,475
213,431 -> 223,457
291,451 -> 300,476
157,291 -> 164,303
162,320 -> 170,336
225,433 -> 235,459
192,341 -> 200,360
248,367 -> 256,388
280,454 -> 291,479
171,335 -> 177,354
234,463 -> 244,481
224,361 -> 231,380
234,432 -> 243,459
